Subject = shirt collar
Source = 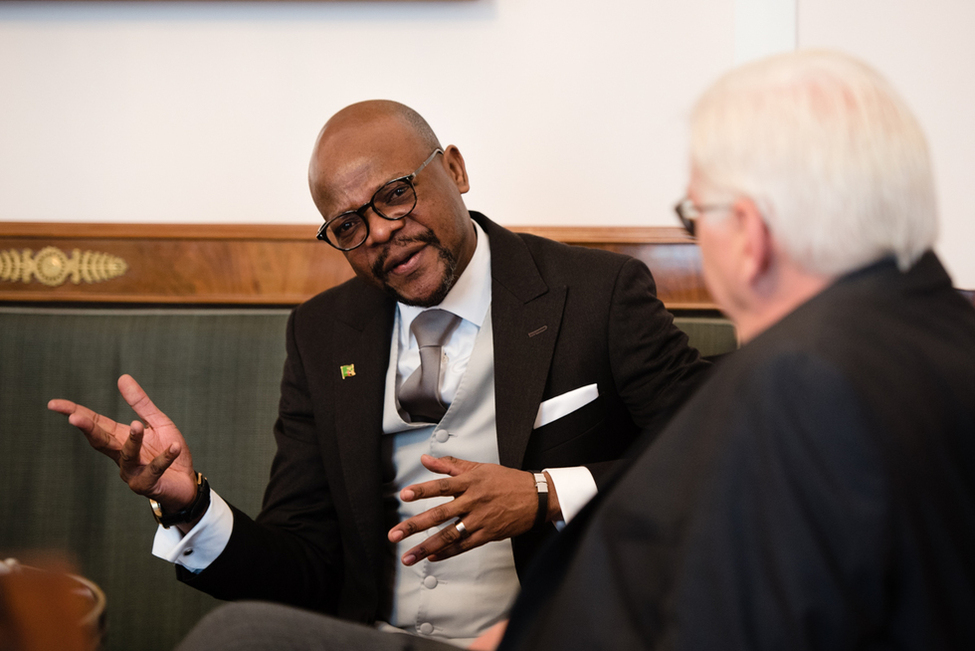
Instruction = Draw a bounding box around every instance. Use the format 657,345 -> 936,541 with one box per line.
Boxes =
398,219 -> 491,330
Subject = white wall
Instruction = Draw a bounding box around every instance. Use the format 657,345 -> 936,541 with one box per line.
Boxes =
1,0 -> 972,286
798,0 -> 975,289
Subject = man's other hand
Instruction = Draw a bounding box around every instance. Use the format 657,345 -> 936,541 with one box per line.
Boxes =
387,455 -> 559,565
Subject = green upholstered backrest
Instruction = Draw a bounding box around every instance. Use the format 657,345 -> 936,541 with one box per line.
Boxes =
0,306 -> 736,651
673,315 -> 738,359
0,307 -> 287,651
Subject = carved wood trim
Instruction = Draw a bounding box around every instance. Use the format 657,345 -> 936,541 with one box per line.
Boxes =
0,222 -> 715,310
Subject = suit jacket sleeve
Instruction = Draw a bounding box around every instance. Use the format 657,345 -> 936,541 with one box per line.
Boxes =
605,256 -> 711,454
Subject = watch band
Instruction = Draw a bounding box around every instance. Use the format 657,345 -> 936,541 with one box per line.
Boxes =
532,472 -> 549,530
149,472 -> 210,529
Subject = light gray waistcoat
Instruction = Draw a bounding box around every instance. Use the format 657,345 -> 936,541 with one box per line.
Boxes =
380,307 -> 520,646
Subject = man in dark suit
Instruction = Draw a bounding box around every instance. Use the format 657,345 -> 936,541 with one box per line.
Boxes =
496,50 -> 975,650
49,100 -> 707,645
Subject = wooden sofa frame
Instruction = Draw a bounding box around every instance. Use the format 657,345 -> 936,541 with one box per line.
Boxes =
0,222 -> 716,309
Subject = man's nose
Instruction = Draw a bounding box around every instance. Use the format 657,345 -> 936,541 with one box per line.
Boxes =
364,210 -> 406,246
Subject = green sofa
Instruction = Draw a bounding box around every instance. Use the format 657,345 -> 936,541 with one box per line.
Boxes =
0,305 -> 735,651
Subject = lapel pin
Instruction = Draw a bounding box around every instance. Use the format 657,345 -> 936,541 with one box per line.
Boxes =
528,326 -> 548,338
340,364 -> 356,379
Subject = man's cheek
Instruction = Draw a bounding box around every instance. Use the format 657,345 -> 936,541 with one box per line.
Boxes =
346,255 -> 384,288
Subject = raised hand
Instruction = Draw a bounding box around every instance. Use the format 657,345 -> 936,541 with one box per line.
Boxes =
48,374 -> 198,514
387,455 -> 560,566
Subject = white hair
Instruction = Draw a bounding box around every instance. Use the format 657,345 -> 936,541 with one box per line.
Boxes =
690,49 -> 937,274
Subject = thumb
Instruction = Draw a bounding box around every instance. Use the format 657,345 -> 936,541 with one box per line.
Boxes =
117,374 -> 169,428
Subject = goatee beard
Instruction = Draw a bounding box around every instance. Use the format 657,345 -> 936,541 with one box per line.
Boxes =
373,231 -> 459,308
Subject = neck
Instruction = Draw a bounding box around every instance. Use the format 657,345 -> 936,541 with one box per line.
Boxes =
735,267 -> 834,344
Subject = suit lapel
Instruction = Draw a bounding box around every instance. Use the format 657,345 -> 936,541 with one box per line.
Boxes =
475,213 -> 567,469
329,281 -> 396,575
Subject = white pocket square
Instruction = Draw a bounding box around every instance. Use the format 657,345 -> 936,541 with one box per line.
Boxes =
533,383 -> 599,429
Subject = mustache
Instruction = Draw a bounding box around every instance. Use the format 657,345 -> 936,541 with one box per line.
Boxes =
371,230 -> 442,279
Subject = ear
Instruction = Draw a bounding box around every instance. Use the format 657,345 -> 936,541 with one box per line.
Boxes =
441,145 -> 470,194
734,197 -> 774,288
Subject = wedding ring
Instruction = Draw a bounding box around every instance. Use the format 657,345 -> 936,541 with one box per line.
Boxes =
455,520 -> 468,536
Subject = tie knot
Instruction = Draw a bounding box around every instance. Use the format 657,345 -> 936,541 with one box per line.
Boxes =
410,309 -> 461,348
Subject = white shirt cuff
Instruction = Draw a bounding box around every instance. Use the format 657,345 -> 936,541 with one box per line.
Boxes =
543,466 -> 597,527
151,490 -> 233,573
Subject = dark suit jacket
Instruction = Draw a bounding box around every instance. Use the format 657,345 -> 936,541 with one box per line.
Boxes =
500,251 -> 975,650
180,212 -> 708,624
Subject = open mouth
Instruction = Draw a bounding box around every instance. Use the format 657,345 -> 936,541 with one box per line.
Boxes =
380,242 -> 427,278
371,229 -> 444,285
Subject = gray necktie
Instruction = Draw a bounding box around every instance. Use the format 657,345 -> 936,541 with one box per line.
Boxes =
399,309 -> 462,423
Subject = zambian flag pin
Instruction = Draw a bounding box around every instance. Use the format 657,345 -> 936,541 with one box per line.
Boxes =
340,364 -> 356,379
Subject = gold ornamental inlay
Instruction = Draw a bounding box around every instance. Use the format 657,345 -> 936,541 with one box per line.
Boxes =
0,247 -> 128,287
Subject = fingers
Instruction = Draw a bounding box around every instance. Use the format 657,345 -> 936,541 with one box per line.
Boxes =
393,461 -> 537,562
118,420 -> 181,495
118,420 -> 145,475
390,457 -> 481,543
402,456 -> 481,501
49,398 -> 125,461
120,420 -> 179,476
49,399 -> 111,435
389,499 -> 464,543
47,398 -> 79,416
50,376 -> 164,431
136,443 -> 181,496
401,475 -> 463,502
419,454 -> 477,477
401,520 -> 480,566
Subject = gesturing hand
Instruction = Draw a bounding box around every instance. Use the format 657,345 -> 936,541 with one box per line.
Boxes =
48,374 -> 198,514
387,455 -> 559,566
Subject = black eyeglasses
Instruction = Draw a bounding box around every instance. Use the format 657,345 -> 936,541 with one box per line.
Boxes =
316,149 -> 444,251
674,197 -> 733,237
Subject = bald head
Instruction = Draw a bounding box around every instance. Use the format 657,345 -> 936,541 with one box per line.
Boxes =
308,101 -> 443,217
306,100 -> 476,307
330,100 -> 441,152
